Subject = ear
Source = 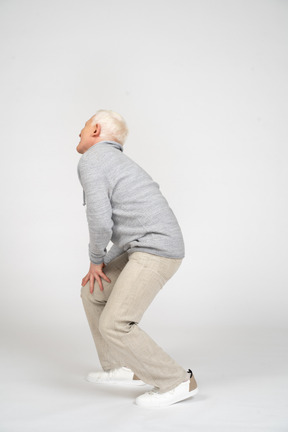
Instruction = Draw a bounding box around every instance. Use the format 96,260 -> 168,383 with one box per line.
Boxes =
92,123 -> 101,137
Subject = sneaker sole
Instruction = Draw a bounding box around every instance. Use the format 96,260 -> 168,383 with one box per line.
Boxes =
135,387 -> 199,407
86,376 -> 148,386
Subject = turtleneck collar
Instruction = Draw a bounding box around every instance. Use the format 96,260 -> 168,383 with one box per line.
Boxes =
85,140 -> 124,154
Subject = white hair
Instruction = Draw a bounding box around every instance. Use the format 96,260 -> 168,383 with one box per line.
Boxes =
90,110 -> 129,145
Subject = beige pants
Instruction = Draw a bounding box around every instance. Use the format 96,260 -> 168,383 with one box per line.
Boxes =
80,251 -> 188,394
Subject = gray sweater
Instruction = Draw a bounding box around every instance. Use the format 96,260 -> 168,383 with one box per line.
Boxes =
77,140 -> 185,265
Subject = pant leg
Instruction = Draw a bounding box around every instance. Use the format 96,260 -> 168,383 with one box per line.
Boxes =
97,251 -> 188,394
80,251 -> 129,371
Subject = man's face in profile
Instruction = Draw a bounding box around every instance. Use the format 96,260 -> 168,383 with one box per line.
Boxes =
76,117 -> 97,154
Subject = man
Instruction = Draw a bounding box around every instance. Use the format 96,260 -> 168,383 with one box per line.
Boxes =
76,109 -> 198,407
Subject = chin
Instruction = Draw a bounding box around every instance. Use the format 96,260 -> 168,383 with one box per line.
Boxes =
76,145 -> 83,154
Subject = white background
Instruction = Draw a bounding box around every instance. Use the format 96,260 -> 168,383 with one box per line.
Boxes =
0,0 -> 287,430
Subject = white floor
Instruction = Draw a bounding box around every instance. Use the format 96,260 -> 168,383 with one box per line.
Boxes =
1,324 -> 287,432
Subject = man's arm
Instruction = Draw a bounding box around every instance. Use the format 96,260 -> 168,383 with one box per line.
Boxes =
79,159 -> 113,265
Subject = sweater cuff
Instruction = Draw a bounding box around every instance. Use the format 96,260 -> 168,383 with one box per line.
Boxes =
90,258 -> 104,265
89,249 -> 106,265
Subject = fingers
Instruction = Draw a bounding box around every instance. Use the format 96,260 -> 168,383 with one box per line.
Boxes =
97,275 -> 103,291
82,269 -> 111,294
101,271 -> 111,283
90,275 -> 94,294
81,275 -> 88,287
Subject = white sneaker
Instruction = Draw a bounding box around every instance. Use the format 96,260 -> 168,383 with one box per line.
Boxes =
86,366 -> 148,386
135,369 -> 199,407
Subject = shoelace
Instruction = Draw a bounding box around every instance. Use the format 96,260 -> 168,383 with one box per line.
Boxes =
147,386 -> 177,397
107,369 -> 122,379
147,387 -> 159,395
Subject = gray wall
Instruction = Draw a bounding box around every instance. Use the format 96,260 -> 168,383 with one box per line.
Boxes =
0,0 -> 287,334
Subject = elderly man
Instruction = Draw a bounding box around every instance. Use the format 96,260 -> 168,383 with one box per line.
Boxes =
76,109 -> 198,407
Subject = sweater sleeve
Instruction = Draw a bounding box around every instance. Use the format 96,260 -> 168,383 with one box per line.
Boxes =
78,158 -> 113,265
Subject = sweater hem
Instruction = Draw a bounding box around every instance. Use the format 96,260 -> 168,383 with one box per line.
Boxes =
127,247 -> 184,260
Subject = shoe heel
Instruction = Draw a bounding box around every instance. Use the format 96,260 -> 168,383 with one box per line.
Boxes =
189,375 -> 198,392
133,373 -> 141,381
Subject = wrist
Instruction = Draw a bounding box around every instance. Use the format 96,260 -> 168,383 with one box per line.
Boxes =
90,261 -> 103,267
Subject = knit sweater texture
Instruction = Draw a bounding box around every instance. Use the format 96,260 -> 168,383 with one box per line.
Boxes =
77,140 -> 185,265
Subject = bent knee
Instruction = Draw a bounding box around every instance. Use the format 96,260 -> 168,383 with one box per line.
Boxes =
80,283 -> 90,300
80,282 -> 104,302
99,315 -> 135,339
